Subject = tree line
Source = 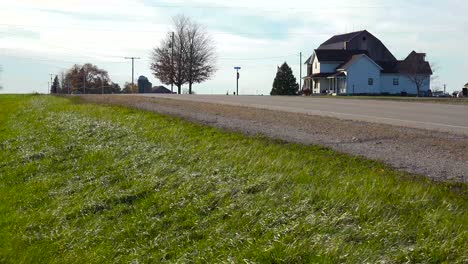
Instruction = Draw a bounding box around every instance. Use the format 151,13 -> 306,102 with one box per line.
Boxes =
0,65 -> 3,90
50,63 -> 140,94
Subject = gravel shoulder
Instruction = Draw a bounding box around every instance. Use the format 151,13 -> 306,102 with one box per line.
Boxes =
80,95 -> 468,183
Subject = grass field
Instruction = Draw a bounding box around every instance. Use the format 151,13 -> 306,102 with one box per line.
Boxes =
0,95 -> 467,263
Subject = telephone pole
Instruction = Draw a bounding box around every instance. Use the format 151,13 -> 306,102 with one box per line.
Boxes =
125,57 -> 141,93
299,52 -> 302,93
171,32 -> 175,93
49,74 -> 53,94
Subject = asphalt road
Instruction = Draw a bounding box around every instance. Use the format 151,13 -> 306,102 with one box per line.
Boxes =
137,95 -> 468,135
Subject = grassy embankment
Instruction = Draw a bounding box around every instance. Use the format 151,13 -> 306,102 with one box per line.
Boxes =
0,95 -> 467,263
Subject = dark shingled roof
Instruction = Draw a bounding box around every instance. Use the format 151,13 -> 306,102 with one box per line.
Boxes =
311,73 -> 335,78
320,30 -> 366,47
314,49 -> 368,62
152,86 -> 172,94
376,61 -> 399,73
337,54 -> 383,71
376,61 -> 432,75
397,61 -> 432,75
329,72 -> 346,78
377,52 -> 432,75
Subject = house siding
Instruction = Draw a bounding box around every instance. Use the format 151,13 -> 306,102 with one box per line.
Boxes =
320,63 -> 341,73
381,74 -> 430,95
311,56 -> 321,74
345,57 -> 382,94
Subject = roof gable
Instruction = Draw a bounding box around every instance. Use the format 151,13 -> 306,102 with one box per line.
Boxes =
337,54 -> 383,71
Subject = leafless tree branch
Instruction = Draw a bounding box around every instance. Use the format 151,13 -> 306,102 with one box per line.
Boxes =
150,15 -> 217,94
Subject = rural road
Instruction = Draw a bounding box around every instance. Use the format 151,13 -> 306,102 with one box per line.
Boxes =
137,95 -> 468,135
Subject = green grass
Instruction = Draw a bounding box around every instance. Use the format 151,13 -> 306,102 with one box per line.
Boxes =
0,95 -> 467,263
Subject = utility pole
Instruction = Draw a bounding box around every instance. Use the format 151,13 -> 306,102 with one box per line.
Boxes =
444,84 -> 446,95
171,32 -> 175,94
299,52 -> 302,93
125,57 -> 141,93
234,67 -> 241,96
49,74 -> 53,94
83,73 -> 86,94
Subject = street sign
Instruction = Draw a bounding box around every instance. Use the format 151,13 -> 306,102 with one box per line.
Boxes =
234,67 -> 241,96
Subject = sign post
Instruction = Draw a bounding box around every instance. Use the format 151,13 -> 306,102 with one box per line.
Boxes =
234,67 -> 241,96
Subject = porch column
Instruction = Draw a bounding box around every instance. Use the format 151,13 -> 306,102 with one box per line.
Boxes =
344,78 -> 347,94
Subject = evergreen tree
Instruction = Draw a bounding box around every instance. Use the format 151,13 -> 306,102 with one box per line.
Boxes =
270,62 -> 299,96
51,75 -> 60,94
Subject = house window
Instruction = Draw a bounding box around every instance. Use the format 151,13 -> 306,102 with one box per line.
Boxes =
314,79 -> 318,89
315,62 -> 318,69
368,78 -> 374,86
393,78 -> 399,86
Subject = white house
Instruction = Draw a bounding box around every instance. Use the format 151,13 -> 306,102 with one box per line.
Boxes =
303,30 -> 433,95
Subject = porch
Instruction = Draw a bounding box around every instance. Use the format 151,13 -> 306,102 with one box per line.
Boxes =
327,72 -> 347,94
303,72 -> 348,95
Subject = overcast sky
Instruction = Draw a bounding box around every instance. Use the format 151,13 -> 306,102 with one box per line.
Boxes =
1,0 -> 467,94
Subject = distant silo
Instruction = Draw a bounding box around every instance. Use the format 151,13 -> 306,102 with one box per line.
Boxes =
138,76 -> 153,94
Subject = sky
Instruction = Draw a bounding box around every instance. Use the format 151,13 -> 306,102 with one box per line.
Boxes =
1,0 -> 467,94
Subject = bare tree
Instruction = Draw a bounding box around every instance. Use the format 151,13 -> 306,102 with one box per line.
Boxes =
150,15 -> 216,94
400,52 -> 434,96
185,20 -> 216,94
150,15 -> 190,94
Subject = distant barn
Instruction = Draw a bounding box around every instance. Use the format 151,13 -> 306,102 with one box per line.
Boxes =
138,76 -> 172,94
152,86 -> 172,94
138,76 -> 153,93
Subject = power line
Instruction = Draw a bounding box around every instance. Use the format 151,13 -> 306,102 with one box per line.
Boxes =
2,49 -> 300,64
6,4 -> 391,13
0,53 -> 127,65
1,23 -> 426,37
218,54 -> 299,61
